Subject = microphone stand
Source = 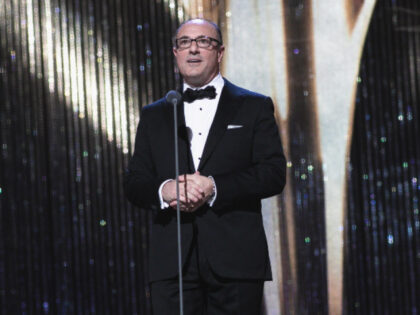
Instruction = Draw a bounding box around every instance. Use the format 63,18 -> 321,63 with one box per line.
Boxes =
170,92 -> 184,315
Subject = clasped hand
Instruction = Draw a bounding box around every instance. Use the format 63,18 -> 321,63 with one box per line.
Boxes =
161,171 -> 214,212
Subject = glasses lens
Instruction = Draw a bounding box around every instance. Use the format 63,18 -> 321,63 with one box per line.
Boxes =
177,38 -> 191,48
196,38 -> 211,47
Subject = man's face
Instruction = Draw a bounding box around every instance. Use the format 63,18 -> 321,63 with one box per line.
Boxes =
173,20 -> 224,87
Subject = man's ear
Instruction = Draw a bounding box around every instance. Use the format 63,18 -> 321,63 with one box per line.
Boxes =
217,46 -> 225,63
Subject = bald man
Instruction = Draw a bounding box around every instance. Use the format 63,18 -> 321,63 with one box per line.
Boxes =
125,19 -> 286,314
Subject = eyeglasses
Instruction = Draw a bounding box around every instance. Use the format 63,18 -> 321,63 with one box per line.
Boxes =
175,36 -> 221,49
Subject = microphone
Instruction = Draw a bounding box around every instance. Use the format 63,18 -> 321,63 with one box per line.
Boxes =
166,90 -> 182,105
178,126 -> 193,142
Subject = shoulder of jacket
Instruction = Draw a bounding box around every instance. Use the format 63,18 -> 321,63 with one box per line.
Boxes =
223,78 -> 269,100
142,97 -> 167,111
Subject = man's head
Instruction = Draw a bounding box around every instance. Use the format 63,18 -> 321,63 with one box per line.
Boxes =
173,19 -> 224,87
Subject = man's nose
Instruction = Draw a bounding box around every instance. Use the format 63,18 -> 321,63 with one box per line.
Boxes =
189,40 -> 200,53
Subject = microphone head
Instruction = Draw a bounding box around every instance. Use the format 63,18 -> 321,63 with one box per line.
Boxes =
166,90 -> 182,105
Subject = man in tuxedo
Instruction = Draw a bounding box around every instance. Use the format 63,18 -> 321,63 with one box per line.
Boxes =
124,18 -> 286,314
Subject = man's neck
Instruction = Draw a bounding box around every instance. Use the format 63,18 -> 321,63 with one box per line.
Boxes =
184,73 -> 222,90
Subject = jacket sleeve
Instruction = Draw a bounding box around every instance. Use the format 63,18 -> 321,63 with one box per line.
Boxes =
123,107 -> 161,210
211,97 -> 286,209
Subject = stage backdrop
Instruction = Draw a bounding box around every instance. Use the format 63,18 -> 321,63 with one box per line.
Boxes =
0,0 -> 419,314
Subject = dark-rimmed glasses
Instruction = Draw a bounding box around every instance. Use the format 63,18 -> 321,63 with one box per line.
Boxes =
175,36 -> 221,49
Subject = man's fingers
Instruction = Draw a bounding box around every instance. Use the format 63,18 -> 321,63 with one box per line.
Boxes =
187,185 -> 205,200
181,178 -> 205,194
175,178 -> 204,196
180,184 -> 203,202
169,198 -> 205,212
176,175 -> 203,189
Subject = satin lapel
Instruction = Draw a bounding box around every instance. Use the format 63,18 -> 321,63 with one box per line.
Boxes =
164,100 -> 195,174
197,81 -> 241,171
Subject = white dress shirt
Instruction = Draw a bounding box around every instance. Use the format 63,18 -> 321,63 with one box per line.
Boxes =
158,74 -> 224,209
183,74 -> 224,169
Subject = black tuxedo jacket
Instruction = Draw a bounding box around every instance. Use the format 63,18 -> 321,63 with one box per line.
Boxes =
124,79 -> 286,282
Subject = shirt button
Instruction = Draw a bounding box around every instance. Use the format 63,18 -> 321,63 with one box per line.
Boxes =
198,157 -> 201,160
199,132 -> 202,135
200,108 -> 202,111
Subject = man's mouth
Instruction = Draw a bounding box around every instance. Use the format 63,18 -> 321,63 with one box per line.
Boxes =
187,59 -> 202,64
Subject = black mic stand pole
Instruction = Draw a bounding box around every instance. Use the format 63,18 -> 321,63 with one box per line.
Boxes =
168,91 -> 184,315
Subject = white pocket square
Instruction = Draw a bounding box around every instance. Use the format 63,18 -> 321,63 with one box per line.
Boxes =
227,124 -> 243,129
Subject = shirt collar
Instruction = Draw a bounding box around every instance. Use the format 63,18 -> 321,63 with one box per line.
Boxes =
183,73 -> 224,92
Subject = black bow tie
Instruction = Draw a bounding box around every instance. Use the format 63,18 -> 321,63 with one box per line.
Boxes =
183,86 -> 216,103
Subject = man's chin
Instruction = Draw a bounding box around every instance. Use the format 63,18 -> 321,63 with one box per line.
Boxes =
183,75 -> 206,87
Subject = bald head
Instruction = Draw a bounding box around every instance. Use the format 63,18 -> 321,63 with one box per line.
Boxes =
174,19 -> 223,46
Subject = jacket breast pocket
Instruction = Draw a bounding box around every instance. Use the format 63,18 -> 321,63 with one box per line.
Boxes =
220,126 -> 252,160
